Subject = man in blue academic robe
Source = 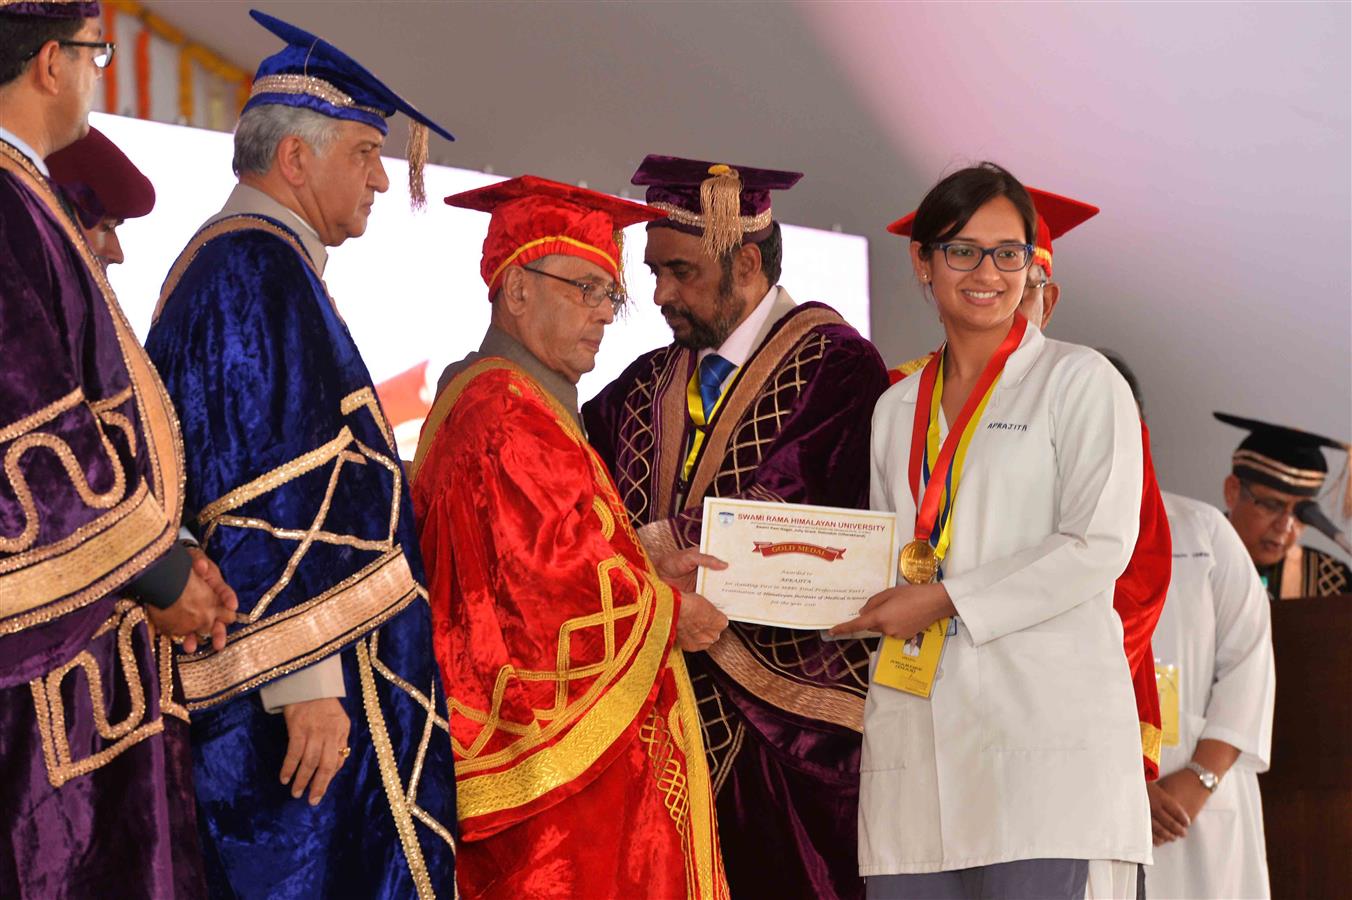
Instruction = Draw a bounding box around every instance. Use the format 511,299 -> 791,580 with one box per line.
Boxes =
145,12 -> 458,898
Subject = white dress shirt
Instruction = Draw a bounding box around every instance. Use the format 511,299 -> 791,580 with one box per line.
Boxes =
697,285 -> 780,392
0,124 -> 49,176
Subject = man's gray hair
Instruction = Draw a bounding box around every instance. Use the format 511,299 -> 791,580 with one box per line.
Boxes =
232,104 -> 341,176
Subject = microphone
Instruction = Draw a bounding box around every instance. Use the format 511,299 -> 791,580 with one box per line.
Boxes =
1295,500 -> 1352,556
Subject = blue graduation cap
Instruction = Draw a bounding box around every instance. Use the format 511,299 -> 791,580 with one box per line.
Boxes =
244,9 -> 455,208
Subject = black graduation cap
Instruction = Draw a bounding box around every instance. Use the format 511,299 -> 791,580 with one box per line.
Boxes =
1215,412 -> 1348,502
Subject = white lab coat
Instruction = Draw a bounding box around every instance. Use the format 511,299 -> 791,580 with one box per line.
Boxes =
860,326 -> 1151,875
1148,493 -> 1275,900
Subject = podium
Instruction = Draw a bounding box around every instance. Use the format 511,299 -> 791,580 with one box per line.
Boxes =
1259,594 -> 1352,899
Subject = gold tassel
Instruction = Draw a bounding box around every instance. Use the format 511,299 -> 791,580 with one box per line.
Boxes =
613,228 -> 626,297
699,163 -> 744,258
1342,445 -> 1352,520
406,121 -> 429,211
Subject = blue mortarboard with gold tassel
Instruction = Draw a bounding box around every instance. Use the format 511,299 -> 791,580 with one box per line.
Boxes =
244,9 -> 454,209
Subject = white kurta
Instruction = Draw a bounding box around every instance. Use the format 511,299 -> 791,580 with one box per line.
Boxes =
860,326 -> 1151,875
1148,493 -> 1275,900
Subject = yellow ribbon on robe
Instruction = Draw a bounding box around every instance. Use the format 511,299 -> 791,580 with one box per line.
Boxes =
682,363 -> 738,480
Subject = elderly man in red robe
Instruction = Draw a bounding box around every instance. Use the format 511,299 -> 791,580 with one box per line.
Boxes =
411,175 -> 730,900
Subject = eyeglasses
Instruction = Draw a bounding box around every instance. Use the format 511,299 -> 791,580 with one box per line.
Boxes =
21,40 -> 117,69
1238,480 -> 1299,521
932,242 -> 1033,273
525,266 -> 627,313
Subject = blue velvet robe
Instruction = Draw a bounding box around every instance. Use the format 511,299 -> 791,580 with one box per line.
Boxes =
145,213 -> 457,899
0,140 -> 204,898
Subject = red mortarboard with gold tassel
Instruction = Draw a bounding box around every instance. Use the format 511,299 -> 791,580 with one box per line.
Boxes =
444,175 -> 668,301
630,154 -> 802,258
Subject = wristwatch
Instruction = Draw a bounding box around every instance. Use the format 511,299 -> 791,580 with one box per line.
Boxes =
1185,761 -> 1221,792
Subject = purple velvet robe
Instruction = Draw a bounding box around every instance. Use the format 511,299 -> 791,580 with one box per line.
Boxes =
583,299 -> 889,899
0,141 -> 205,898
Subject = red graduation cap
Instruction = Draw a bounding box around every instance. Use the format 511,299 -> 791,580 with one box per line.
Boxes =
46,126 -> 155,229
886,187 -> 1099,278
445,175 -> 667,300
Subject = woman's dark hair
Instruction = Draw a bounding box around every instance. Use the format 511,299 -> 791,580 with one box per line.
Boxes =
0,15 -> 83,87
910,162 -> 1037,260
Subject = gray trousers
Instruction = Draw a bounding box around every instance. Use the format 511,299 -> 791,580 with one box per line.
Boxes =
866,858 -> 1089,900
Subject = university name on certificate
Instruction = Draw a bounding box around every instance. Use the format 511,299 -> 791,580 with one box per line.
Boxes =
695,498 -> 899,630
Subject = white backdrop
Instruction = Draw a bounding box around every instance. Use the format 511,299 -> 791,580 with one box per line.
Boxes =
95,112 -> 871,456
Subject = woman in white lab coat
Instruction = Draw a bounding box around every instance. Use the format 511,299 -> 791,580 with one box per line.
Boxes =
833,163 -> 1150,899
1148,491 -> 1275,900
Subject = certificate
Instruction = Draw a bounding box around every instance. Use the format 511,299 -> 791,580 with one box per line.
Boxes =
695,498 -> 899,630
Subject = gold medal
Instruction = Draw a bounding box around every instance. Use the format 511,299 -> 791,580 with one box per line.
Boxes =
898,539 -> 938,585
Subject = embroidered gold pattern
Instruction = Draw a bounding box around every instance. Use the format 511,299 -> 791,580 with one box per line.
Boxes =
706,629 -> 864,732
1140,721 -> 1162,767
648,201 -> 772,234
29,603 -> 165,788
0,143 -> 183,635
177,550 -> 417,707
250,74 -> 388,119
356,635 -> 436,900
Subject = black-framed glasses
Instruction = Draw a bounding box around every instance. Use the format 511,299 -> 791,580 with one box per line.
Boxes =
1237,480 -> 1299,521
525,266 -> 627,313
21,40 -> 116,69
932,242 -> 1033,273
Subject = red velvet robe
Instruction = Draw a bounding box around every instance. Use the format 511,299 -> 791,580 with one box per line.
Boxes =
888,362 -> 1170,779
411,358 -> 727,900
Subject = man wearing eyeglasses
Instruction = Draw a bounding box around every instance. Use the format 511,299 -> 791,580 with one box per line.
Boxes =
583,156 -> 889,900
0,2 -> 239,897
413,175 -> 730,899
1215,413 -> 1350,599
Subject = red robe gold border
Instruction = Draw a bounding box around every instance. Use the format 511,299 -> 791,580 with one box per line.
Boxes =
412,358 -> 727,900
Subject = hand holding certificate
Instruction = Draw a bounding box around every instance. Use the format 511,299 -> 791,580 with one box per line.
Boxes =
695,498 -> 899,630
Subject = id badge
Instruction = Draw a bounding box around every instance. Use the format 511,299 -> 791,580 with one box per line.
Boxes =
1155,662 -> 1181,747
874,617 -> 950,698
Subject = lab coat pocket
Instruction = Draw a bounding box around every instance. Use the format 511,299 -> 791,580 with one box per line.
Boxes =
978,630 -> 1114,751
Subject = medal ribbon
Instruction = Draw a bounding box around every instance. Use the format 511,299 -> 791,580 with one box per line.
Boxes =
907,314 -> 1028,559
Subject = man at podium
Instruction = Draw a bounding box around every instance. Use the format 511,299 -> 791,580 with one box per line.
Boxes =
1215,414 -> 1351,599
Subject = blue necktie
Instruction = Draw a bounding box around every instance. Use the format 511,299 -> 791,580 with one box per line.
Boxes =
698,354 -> 735,420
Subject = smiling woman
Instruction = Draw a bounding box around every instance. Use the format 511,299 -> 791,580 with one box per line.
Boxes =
857,164 -> 1152,899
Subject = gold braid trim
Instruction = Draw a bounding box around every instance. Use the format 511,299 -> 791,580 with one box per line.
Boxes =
29,603 -> 165,788
1140,721 -> 1162,768
176,550 -> 417,707
357,637 -> 435,900
249,74 -> 387,118
1232,449 -> 1326,488
704,629 -> 863,733
685,306 -> 846,505
0,142 -> 183,634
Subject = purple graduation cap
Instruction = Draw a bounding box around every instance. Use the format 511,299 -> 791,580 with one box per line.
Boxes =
244,9 -> 454,208
0,1 -> 100,17
631,154 -> 803,257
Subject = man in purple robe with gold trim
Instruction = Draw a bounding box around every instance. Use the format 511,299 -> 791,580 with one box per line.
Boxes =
583,155 -> 889,900
0,1 -> 237,895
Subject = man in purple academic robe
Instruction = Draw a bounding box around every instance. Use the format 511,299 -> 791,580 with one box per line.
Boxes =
0,4 -> 234,896
583,155 -> 889,900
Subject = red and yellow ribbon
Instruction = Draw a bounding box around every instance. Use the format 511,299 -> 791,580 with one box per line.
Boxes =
908,314 -> 1028,564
